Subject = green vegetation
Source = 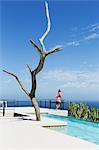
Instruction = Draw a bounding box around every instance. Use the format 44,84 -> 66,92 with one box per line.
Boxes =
68,102 -> 99,122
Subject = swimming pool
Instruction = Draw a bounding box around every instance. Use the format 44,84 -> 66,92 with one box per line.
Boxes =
41,114 -> 99,145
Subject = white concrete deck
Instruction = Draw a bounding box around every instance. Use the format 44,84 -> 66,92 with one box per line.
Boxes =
48,109 -> 68,117
1,107 -> 68,127
0,107 -> 99,150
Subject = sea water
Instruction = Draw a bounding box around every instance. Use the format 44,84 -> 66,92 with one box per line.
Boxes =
5,99 -> 99,109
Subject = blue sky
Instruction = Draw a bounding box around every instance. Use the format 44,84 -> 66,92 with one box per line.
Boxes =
0,0 -> 99,101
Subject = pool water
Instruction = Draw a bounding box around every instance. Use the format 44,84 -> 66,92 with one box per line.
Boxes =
41,114 -> 99,145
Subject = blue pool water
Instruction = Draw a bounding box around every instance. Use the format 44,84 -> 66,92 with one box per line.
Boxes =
42,114 -> 99,145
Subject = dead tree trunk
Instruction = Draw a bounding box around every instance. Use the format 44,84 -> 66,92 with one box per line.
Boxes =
31,97 -> 40,121
3,1 -> 63,121
28,50 -> 45,121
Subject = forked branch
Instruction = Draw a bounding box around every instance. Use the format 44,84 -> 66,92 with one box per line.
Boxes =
3,70 -> 29,97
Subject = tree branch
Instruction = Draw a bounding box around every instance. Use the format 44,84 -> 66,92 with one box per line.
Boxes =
27,64 -> 32,73
3,70 -> 29,97
39,1 -> 51,52
46,47 -> 63,56
33,57 -> 45,75
30,40 -> 43,58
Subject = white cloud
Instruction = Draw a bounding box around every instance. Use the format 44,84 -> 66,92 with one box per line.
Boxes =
84,33 -> 99,40
42,69 -> 99,89
81,23 -> 99,31
85,23 -> 99,32
62,81 -> 88,88
90,25 -> 99,31
2,67 -> 99,99
66,41 -> 80,47
65,23 -> 99,48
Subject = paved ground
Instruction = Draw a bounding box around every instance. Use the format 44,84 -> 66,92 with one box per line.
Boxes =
0,108 -> 99,150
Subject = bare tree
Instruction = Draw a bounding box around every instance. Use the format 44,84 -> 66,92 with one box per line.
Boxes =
3,1 -> 63,121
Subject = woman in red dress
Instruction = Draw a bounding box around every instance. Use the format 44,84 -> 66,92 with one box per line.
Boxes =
56,89 -> 62,109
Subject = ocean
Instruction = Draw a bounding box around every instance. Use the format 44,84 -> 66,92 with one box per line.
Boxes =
4,99 -> 99,109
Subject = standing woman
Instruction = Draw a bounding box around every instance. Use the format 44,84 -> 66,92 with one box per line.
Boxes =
56,89 -> 62,109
